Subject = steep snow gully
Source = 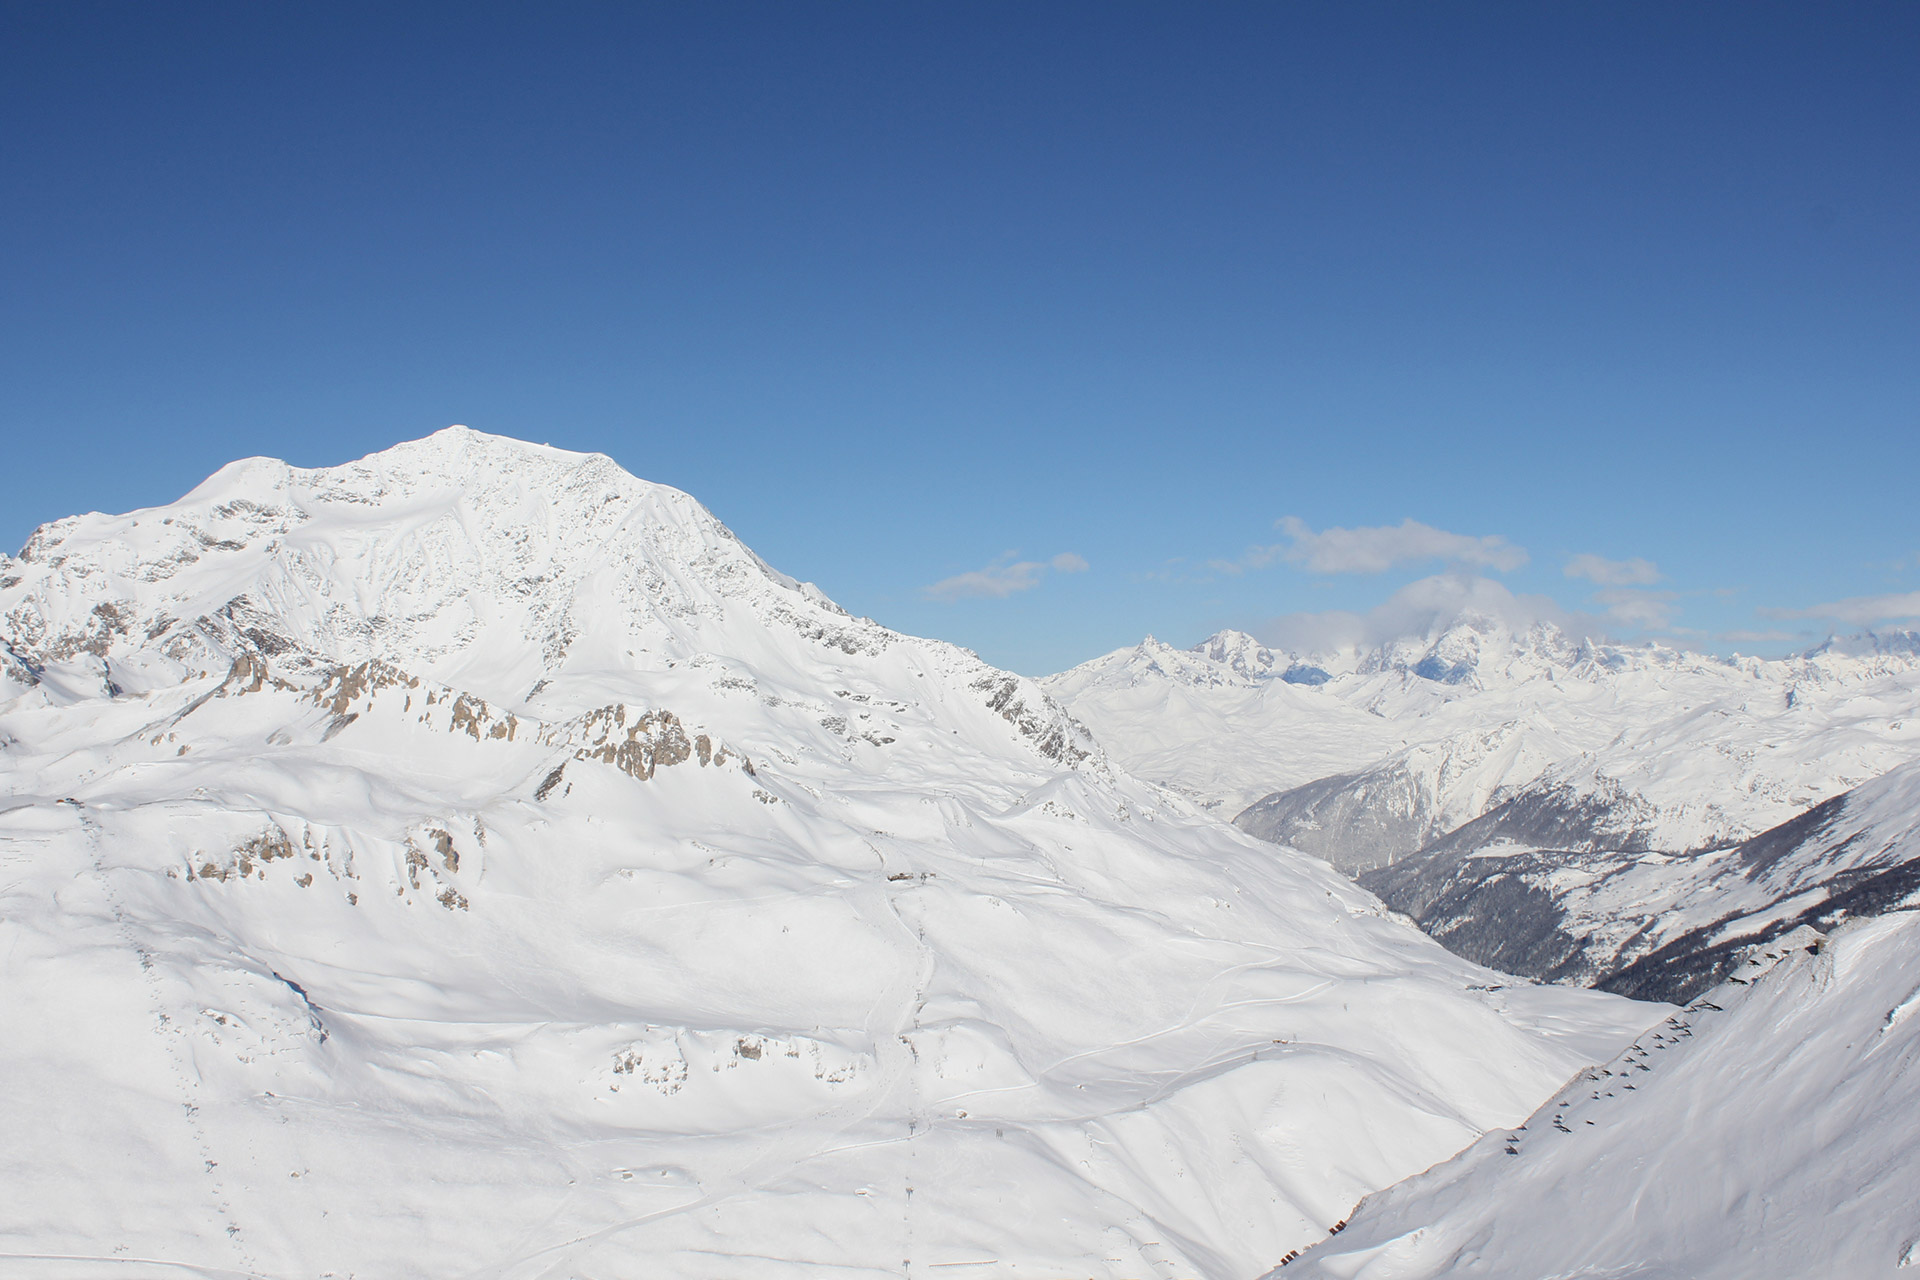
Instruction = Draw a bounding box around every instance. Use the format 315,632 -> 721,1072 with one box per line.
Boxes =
6,427 -> 1915,1279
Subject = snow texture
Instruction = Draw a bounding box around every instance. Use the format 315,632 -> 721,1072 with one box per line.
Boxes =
1275,903 -> 1920,1279
0,428 -> 1659,1279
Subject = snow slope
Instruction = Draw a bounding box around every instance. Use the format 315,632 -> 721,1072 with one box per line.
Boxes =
0,428 -> 1658,1279
1045,625 -> 1920,872
1275,907 -> 1920,1279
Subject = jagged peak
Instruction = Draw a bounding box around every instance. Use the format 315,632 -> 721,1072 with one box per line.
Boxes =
1192,628 -> 1275,664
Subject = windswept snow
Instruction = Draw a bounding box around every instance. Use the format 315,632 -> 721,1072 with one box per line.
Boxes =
0,428 -> 1660,1279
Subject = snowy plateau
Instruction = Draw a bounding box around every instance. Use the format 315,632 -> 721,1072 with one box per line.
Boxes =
0,426 -> 1914,1279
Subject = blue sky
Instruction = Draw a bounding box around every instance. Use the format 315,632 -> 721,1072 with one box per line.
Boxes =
3,3 -> 1916,674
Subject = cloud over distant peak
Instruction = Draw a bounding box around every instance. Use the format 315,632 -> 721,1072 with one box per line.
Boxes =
1764,591 -> 1920,626
1271,517 -> 1529,575
1249,573 -> 1600,653
1559,554 -> 1673,627
924,551 -> 1088,601
1565,553 -> 1661,586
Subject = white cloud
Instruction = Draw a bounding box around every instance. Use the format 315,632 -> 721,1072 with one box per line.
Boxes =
1565,553 -> 1661,586
1250,573 -> 1601,653
1270,517 -> 1529,575
924,552 -> 1088,602
1764,591 -> 1920,625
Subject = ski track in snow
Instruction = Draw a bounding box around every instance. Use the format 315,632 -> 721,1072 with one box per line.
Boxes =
76,804 -> 261,1276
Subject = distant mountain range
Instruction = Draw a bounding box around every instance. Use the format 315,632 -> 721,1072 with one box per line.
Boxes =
1047,622 -> 1920,847
1052,620 -> 1920,1277
1045,620 -> 1920,999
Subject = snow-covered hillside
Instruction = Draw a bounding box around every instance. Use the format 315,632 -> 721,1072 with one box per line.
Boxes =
1276,906 -> 1920,1279
1045,623 -> 1920,873
0,429 -> 1658,1279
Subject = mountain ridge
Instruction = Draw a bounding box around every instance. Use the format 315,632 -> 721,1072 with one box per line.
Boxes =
1045,618 -> 1920,861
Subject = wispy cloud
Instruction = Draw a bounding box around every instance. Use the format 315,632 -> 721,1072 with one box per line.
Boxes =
1564,553 -> 1661,586
1762,591 -> 1920,626
1556,554 -> 1672,628
923,551 -> 1088,601
1257,516 -> 1529,575
1591,587 -> 1678,628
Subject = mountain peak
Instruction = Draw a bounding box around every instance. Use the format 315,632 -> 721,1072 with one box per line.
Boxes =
0,431 -> 851,710
1191,628 -> 1275,672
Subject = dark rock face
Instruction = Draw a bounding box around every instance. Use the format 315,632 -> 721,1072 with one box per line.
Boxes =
1235,765 -> 1440,877
1414,781 -> 1661,863
1235,767 -> 1663,881
1242,753 -> 1920,1007
1412,654 -> 1475,685
1360,842 -> 1653,989
1237,766 -> 1689,984
1357,775 -> 1920,1006
1396,866 -> 1592,984
1602,849 -> 1920,1005
1736,792 -> 1849,875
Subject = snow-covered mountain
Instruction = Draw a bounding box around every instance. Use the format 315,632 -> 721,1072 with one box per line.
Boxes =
1045,621 -> 1920,874
1279,838 -> 1920,1278
0,429 -> 1658,1279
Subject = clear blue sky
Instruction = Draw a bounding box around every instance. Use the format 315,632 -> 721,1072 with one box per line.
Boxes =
3,3 -> 1917,674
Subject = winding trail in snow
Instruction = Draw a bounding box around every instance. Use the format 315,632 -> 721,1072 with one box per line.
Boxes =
72,804 -> 263,1280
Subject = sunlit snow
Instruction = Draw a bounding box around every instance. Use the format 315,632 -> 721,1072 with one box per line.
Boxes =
0,429 -> 1660,1278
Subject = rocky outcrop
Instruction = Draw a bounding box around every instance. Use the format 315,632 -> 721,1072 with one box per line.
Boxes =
1236,765 -> 1442,877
